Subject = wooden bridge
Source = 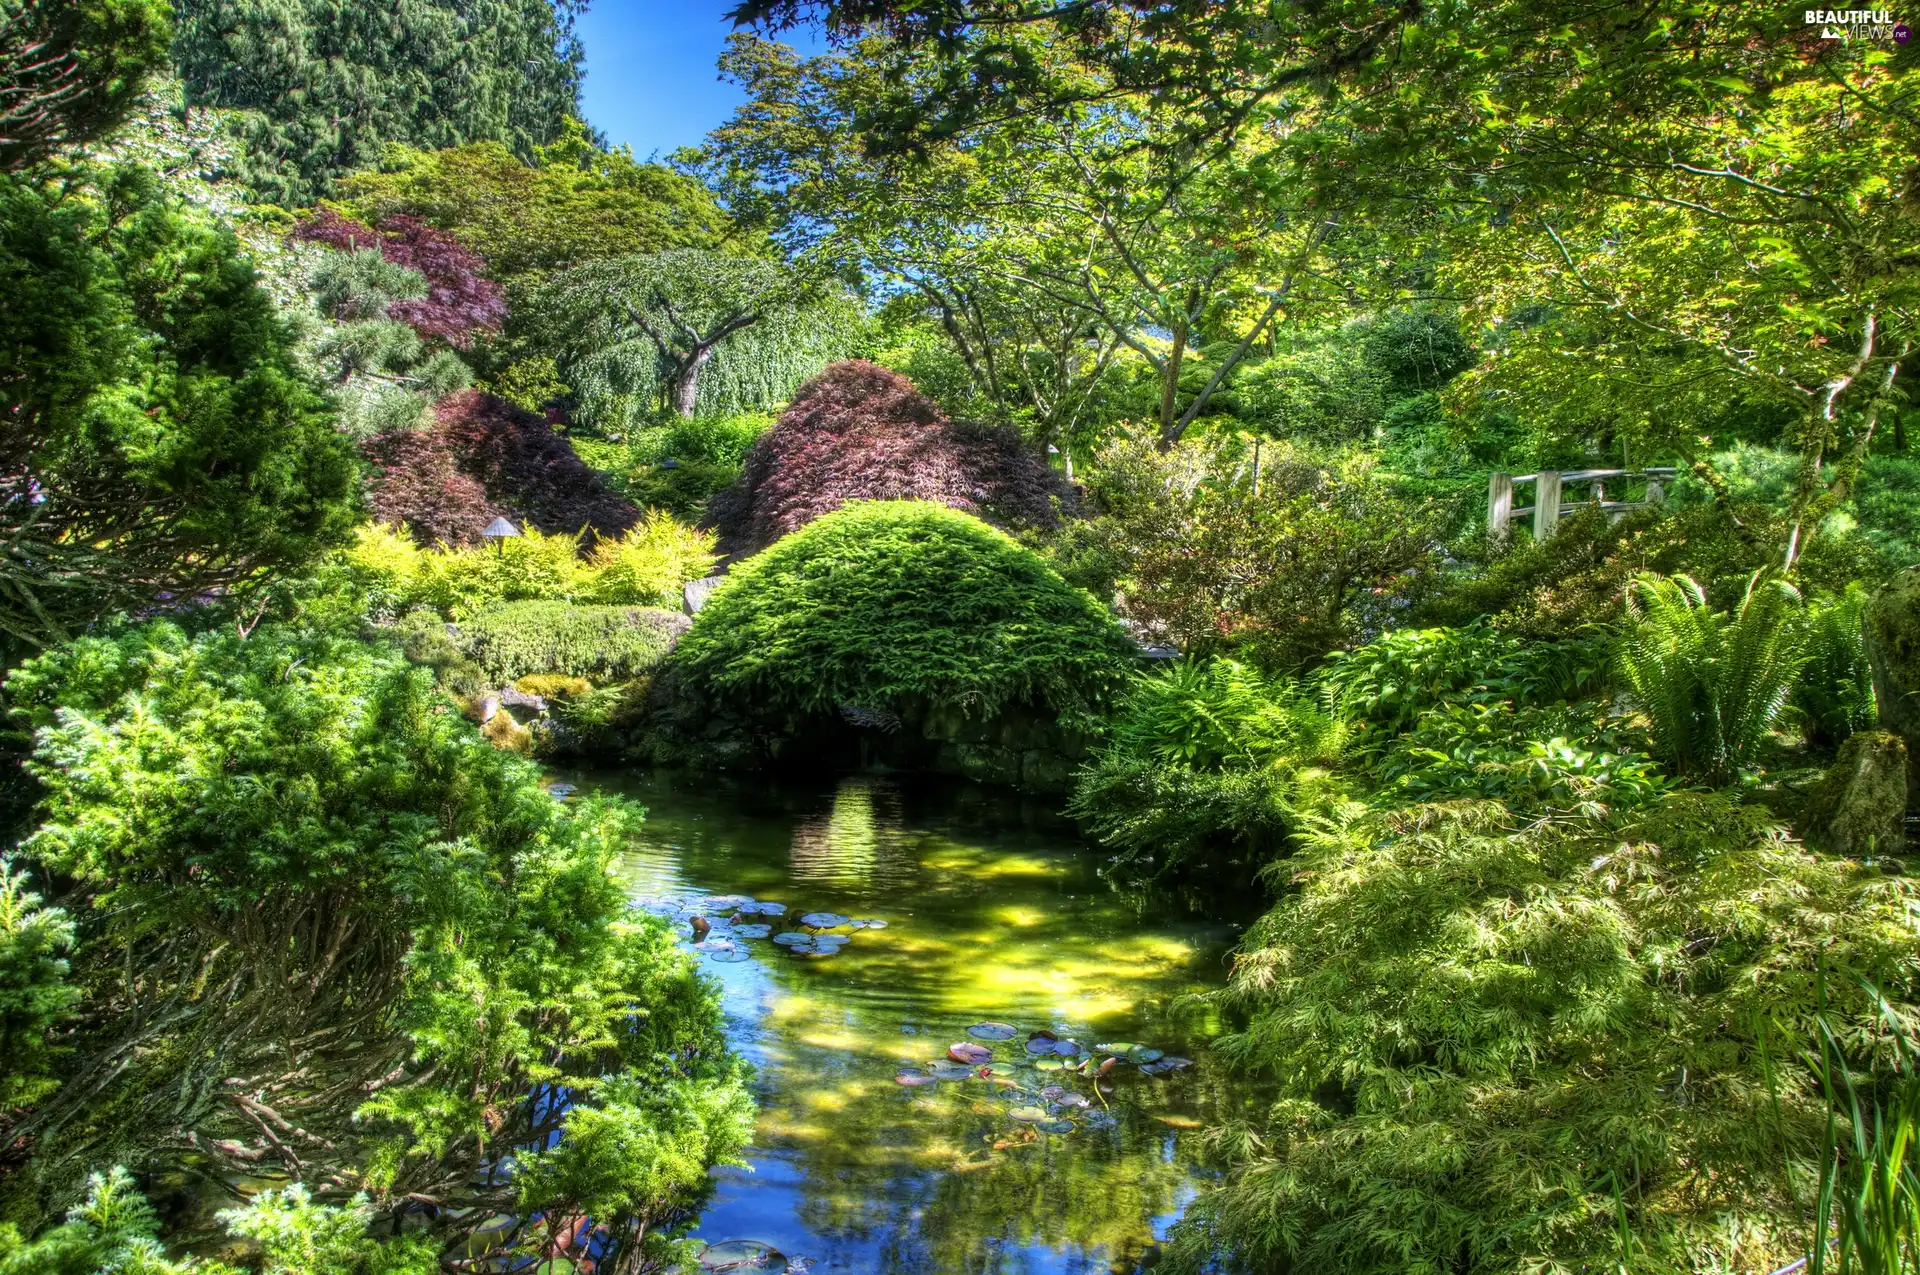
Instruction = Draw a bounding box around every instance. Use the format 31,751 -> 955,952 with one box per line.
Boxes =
1487,468 -> 1676,540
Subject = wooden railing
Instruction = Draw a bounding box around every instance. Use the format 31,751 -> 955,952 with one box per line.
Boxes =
1488,468 -> 1676,540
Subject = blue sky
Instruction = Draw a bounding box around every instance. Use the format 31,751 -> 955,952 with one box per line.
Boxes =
574,1 -> 826,161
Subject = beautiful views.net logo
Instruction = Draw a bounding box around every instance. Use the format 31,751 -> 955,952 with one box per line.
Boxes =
1803,8 -> 1912,40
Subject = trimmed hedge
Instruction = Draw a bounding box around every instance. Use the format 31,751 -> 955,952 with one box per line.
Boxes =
458,602 -> 688,683
669,500 -> 1137,729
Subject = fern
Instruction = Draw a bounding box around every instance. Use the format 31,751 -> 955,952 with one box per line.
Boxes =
1618,571 -> 1808,783
1799,584 -> 1878,746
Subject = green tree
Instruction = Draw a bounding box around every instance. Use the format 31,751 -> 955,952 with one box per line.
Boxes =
534,248 -> 857,422
171,0 -> 587,206
334,126 -> 735,283
0,859 -> 75,1112
702,32 -> 1348,448
0,164 -> 356,657
0,0 -> 170,171
2,623 -> 753,1258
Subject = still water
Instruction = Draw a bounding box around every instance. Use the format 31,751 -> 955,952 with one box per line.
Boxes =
565,768 -> 1260,1275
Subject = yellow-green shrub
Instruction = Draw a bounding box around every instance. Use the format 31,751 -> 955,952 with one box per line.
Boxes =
583,511 -> 718,608
343,516 -> 715,620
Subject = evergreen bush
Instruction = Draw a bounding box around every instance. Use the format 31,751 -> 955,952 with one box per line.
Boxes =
670,501 -> 1137,730
459,601 -> 686,683
0,624 -> 751,1261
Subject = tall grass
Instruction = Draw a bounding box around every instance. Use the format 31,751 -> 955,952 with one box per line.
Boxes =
1802,991 -> 1920,1275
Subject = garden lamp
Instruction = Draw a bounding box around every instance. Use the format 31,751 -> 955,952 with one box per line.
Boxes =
482,516 -> 521,558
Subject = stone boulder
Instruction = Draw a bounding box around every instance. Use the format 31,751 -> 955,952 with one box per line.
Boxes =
1865,567 -> 1920,803
1803,730 -> 1910,856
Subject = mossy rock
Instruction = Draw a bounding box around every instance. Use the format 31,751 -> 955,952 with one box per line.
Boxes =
1802,730 -> 1910,856
1865,567 -> 1920,803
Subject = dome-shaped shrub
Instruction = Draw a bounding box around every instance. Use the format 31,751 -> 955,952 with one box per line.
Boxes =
670,501 -> 1136,729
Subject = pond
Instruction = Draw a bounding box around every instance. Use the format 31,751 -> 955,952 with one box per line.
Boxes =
563,768 -> 1264,1275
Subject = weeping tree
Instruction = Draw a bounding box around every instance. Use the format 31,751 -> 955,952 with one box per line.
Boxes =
536,249 -> 856,426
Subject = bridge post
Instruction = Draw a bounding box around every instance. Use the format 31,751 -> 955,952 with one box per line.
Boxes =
1533,471 -> 1562,538
1488,472 -> 1514,541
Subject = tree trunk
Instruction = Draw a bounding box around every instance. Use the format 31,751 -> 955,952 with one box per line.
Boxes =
672,346 -> 717,417
1157,317 -> 1189,448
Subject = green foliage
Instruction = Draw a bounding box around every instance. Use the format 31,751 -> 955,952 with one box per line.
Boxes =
1079,438 -> 1456,668
1326,624 -> 1665,810
534,249 -> 858,424
0,1167 -> 230,1275
334,129 -> 732,282
671,500 -> 1138,729
458,601 -> 684,683
1801,584 -> 1879,747
0,859 -> 76,1111
1620,572 -> 1808,783
578,416 -> 774,518
0,0 -> 171,172
2,624 -> 751,1256
1068,658 -> 1345,873
1166,794 -> 1920,1275
1807,1009 -> 1920,1275
171,0 -> 586,206
0,164 -> 356,655
0,1168 -> 444,1274
1323,623 -> 1610,735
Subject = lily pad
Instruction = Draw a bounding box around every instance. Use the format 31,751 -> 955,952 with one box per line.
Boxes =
799,912 -> 851,929
731,924 -> 772,939
709,946 -> 753,964
1095,1042 -> 1139,1057
1007,1105 -> 1049,1123
895,1068 -> 938,1087
771,932 -> 812,946
788,943 -> 838,959
948,1042 -> 993,1065
700,895 -> 755,911
1033,1057 -> 1065,1072
1035,1119 -> 1076,1135
1054,1092 -> 1091,1109
928,1061 -> 975,1080
967,1022 -> 1019,1041
1039,1085 -> 1065,1101
699,1239 -> 787,1271
851,918 -> 887,929
1127,1046 -> 1164,1064
741,901 -> 787,916
811,933 -> 849,946
1052,1039 -> 1081,1057
1025,1037 -> 1062,1056
692,939 -> 735,952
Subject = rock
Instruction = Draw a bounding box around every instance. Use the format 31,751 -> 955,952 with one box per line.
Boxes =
1803,730 -> 1911,856
498,687 -> 548,713
1866,567 -> 1920,803
684,575 -> 727,615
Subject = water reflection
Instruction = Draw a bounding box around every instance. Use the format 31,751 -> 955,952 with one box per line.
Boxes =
566,769 -> 1260,1275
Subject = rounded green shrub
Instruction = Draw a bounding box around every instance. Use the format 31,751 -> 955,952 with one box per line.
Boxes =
669,501 -> 1137,729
